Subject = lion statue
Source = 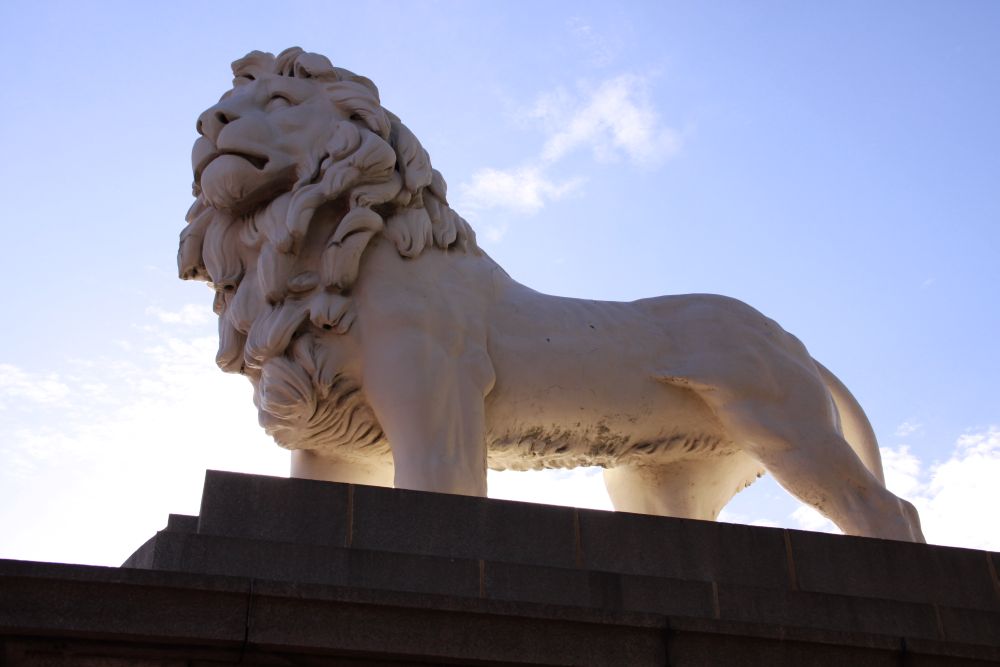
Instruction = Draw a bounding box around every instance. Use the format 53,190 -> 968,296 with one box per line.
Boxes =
179,47 -> 924,542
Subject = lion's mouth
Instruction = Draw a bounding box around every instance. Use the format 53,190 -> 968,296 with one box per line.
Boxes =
200,151 -> 270,173
193,139 -> 271,183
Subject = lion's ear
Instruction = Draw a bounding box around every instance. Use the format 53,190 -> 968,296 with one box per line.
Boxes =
232,50 -> 276,79
345,74 -> 380,98
326,81 -> 391,140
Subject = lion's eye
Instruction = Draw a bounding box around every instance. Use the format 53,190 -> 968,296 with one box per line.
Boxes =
265,94 -> 293,111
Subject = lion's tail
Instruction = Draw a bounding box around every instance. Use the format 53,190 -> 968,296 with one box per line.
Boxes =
814,360 -> 886,486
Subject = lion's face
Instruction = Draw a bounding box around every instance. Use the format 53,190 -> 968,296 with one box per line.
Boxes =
192,73 -> 344,214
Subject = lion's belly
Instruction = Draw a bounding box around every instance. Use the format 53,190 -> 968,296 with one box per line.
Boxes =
483,308 -> 733,471
484,378 -> 730,471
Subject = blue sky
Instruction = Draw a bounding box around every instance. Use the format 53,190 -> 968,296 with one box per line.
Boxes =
1,1 -> 998,565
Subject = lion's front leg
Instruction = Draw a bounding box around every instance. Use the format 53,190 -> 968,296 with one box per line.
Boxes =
361,330 -> 494,497
290,450 -> 394,487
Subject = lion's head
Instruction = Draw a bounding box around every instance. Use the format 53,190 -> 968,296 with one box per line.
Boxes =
178,47 -> 477,454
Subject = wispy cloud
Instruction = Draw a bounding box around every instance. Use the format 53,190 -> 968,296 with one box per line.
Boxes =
905,428 -> 1000,551
790,505 -> 837,534
567,17 -> 622,67
460,166 -> 582,215
481,222 -> 509,245
0,364 -> 71,408
535,74 -> 680,167
894,420 -> 923,437
718,507 -> 781,529
881,444 -> 922,497
146,304 -> 213,326
457,67 -> 680,238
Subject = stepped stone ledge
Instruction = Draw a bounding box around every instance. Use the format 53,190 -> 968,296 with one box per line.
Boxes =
2,470 -> 998,666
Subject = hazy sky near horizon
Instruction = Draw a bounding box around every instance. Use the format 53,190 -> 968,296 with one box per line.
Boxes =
1,1 -> 998,565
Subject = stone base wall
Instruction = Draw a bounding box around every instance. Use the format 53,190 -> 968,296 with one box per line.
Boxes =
2,470 -> 998,665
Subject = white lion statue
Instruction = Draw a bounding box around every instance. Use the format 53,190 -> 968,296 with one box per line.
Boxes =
179,47 -> 924,542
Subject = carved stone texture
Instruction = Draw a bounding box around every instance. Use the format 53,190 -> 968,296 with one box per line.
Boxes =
179,47 -> 924,542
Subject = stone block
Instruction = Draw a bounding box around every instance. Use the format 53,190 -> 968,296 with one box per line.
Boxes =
197,470 -> 350,546
2,644 -> 192,667
0,560 -> 247,643
934,604 -> 1000,646
120,535 -> 156,569
247,578 -> 668,666
485,562 -> 717,619
165,514 -> 197,533
901,637 -> 1000,666
618,571 -> 716,618
350,485 -> 578,568
667,630 -> 899,667
578,508 -> 791,588
716,583 -> 943,640
991,551 -> 1000,597
787,529 -> 1000,611
340,546 -> 480,599
139,530 -> 343,584
482,560 -> 593,607
124,530 -> 481,599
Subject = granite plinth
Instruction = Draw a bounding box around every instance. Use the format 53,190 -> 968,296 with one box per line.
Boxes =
2,470 -> 998,666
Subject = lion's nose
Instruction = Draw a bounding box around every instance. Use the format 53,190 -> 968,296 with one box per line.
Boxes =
196,105 -> 241,142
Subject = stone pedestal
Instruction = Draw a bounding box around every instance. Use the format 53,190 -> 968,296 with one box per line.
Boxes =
2,470 -> 998,665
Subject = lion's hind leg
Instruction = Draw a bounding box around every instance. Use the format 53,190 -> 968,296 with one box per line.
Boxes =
603,453 -> 762,521
650,297 -> 924,541
703,382 -> 925,542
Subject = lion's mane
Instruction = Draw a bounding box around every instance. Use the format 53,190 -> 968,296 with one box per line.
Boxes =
177,47 -> 477,455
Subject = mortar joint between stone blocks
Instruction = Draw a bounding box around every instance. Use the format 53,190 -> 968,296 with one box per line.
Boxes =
932,603 -> 947,641
345,485 -> 355,548
782,530 -> 799,591
711,581 -> 720,620
240,577 -> 255,660
986,552 -> 1000,605
572,509 -> 583,569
